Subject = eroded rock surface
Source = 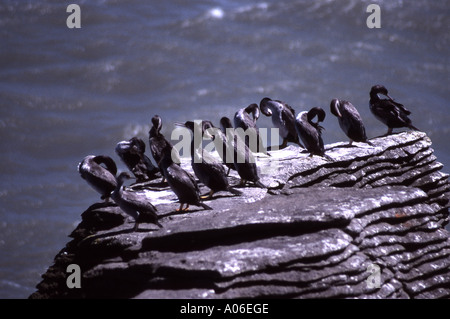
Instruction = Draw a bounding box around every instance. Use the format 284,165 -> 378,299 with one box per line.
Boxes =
30,132 -> 450,299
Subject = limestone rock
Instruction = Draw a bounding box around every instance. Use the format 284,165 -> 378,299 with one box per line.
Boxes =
30,132 -> 450,299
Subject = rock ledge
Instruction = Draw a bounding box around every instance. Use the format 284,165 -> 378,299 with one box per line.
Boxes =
30,132 -> 450,299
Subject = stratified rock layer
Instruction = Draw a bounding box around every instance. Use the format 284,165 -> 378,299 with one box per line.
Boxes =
30,131 -> 450,299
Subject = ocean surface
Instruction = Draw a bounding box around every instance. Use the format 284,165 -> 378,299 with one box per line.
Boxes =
0,0 -> 448,298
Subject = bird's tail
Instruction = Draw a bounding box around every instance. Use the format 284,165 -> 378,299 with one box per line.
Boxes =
199,202 -> 213,210
138,211 -> 163,228
228,187 -> 243,196
408,124 -> 421,132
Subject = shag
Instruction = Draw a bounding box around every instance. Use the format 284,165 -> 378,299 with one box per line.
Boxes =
158,144 -> 212,212
149,115 -> 180,180
330,99 -> 373,146
115,137 -> 159,182
214,118 -> 238,175
234,103 -> 268,154
369,85 -> 419,135
220,117 -> 266,188
295,107 -> 327,157
78,155 -> 117,201
259,97 -> 303,149
176,120 -> 242,199
111,172 -> 162,231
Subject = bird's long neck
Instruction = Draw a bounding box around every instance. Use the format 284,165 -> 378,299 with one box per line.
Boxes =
112,177 -> 125,197
370,90 -> 381,102
95,156 -> 117,176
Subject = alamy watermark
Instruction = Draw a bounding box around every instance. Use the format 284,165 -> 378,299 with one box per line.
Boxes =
66,264 -> 81,289
366,4 -> 381,29
66,4 -> 81,29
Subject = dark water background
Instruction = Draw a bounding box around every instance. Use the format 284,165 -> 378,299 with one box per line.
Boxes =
0,0 -> 448,298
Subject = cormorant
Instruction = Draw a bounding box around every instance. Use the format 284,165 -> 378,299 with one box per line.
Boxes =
149,115 -> 180,181
220,117 -> 266,188
330,99 -> 373,146
115,137 -> 159,182
234,103 -> 268,154
176,120 -> 242,199
78,155 -> 117,201
369,85 -> 419,135
259,97 -> 303,149
295,107 -> 327,157
158,143 -> 212,211
111,172 -> 162,231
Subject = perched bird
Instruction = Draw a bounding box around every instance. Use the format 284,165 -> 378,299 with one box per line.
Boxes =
111,172 -> 162,231
259,97 -> 303,149
78,155 -> 117,201
369,85 -> 419,135
158,143 -> 212,212
234,103 -> 268,154
220,117 -> 266,188
330,99 -> 373,146
209,118 -> 236,175
149,115 -> 180,180
295,107 -> 327,157
115,137 -> 159,182
176,120 -> 242,199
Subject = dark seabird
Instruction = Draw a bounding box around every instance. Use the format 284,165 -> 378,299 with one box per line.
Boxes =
78,155 -> 117,201
369,85 -> 419,135
295,107 -> 327,157
219,117 -> 266,188
233,103 -> 268,154
111,172 -> 162,231
330,99 -> 373,146
213,117 -> 238,175
158,144 -> 212,211
149,115 -> 180,180
259,97 -> 303,149
115,137 -> 159,183
176,120 -> 242,199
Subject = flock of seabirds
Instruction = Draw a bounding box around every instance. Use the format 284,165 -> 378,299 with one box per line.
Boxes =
78,84 -> 419,231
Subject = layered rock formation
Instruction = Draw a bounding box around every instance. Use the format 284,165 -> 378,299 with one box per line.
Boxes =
30,131 -> 450,299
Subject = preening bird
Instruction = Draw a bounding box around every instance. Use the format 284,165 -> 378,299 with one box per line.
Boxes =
234,103 -> 268,155
78,155 -> 117,201
295,107 -> 327,157
330,99 -> 373,146
259,97 -> 303,149
115,137 -> 159,182
369,85 -> 419,135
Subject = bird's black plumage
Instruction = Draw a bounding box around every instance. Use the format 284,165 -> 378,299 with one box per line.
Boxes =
369,85 -> 419,135
295,107 -> 326,157
158,144 -> 212,211
111,172 -> 162,231
234,103 -> 268,154
149,115 -> 180,180
177,120 -> 242,199
220,117 -> 266,188
78,155 -> 117,201
115,137 -> 159,182
330,99 -> 372,145
259,97 -> 302,149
